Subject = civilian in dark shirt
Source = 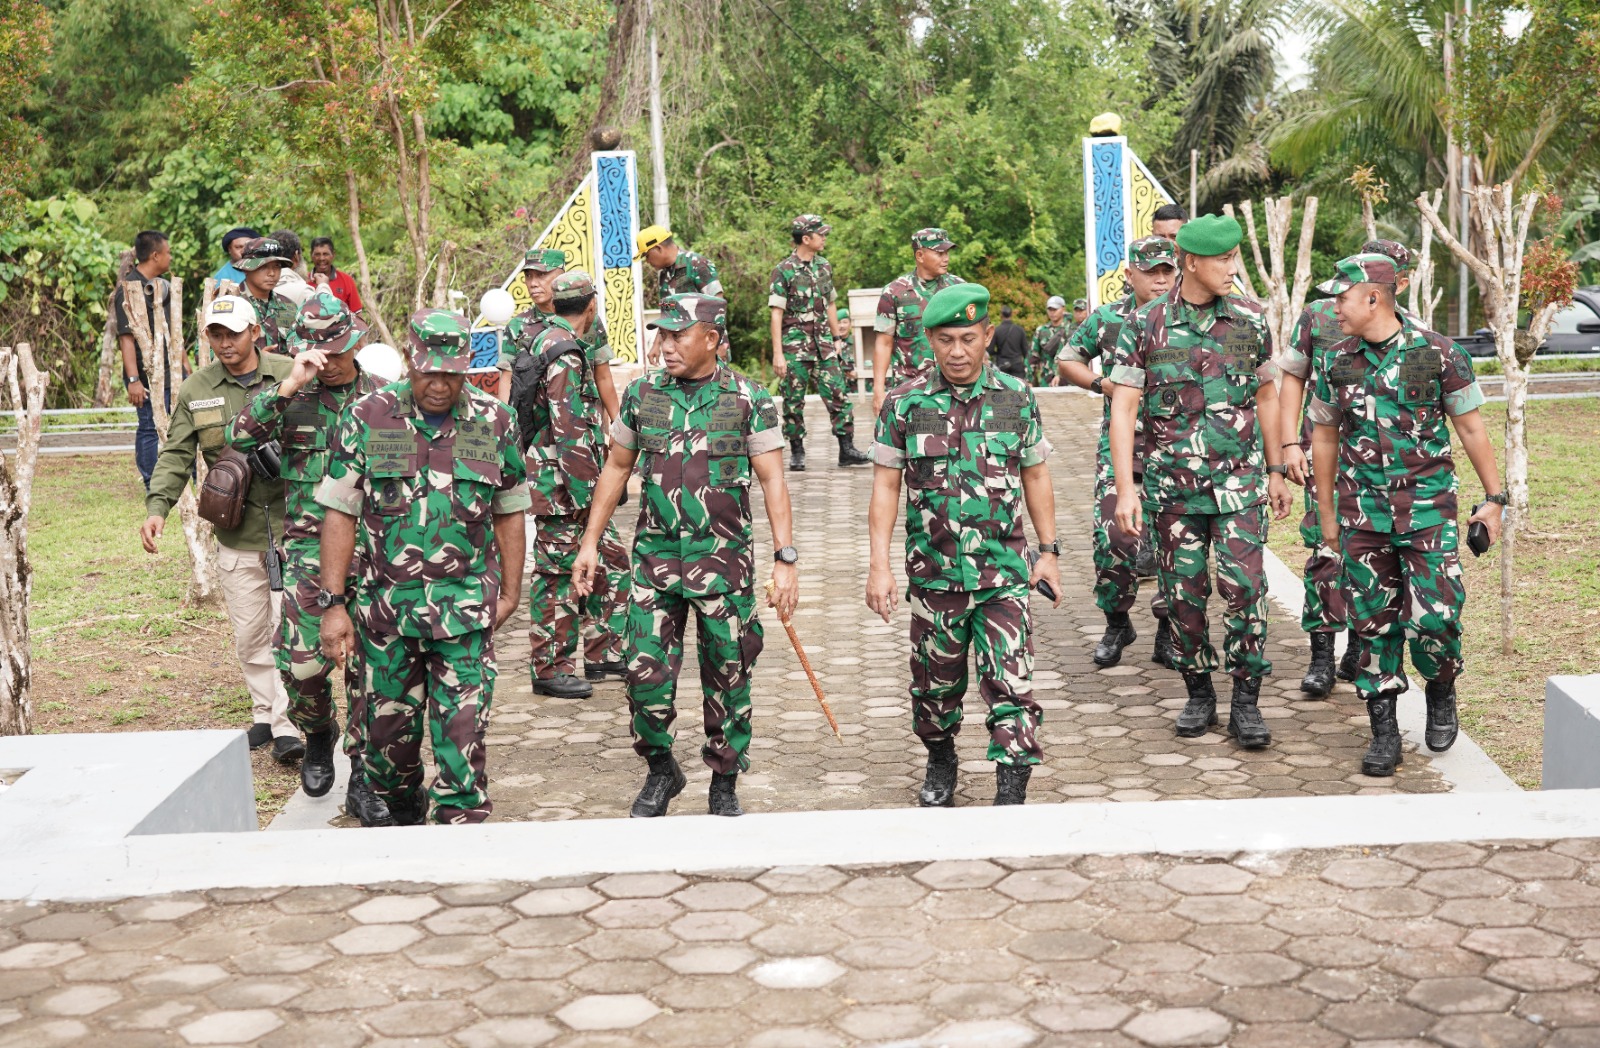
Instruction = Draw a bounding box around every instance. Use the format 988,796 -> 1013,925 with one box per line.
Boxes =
113,230 -> 174,487
989,305 -> 1029,379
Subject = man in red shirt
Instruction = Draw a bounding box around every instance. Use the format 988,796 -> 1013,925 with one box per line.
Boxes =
309,237 -> 363,313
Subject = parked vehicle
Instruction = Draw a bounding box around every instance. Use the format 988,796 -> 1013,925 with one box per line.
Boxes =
1456,286 -> 1600,357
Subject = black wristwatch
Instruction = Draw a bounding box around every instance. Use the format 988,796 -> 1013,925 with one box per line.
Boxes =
1036,541 -> 1060,555
1090,377 -> 1104,395
315,590 -> 347,609
1482,492 -> 1508,506
774,546 -> 799,564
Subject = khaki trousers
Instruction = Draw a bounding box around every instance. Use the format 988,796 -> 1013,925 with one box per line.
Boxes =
216,545 -> 295,738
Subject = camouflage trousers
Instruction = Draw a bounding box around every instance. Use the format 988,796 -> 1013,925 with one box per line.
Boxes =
278,554 -> 369,756
529,513 -> 630,678
908,584 -> 1043,766
1298,465 -> 1349,633
1093,463 -> 1168,619
780,353 -> 853,441
1340,523 -> 1465,699
1151,505 -> 1272,679
361,626 -> 496,824
624,583 -> 764,774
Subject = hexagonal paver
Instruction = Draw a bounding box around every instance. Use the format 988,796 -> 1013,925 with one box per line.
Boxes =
1319,857 -> 1416,889
671,882 -> 768,912
994,869 -> 1091,902
1321,1001 -> 1433,1038
422,905 -> 515,936
750,956 -> 846,989
1486,957 -> 1598,991
1123,1007 -> 1232,1046
555,993 -> 661,1030
913,860 -> 1006,890
755,867 -> 849,895
1390,843 -> 1486,869
669,911 -> 765,942
347,895 -> 441,924
34,984 -> 122,1017
1405,976 -> 1519,1014
511,886 -> 602,917
1029,999 -> 1135,1032
662,944 -> 759,974
835,937 -> 935,970
1461,927 -> 1567,959
837,877 -> 929,908
131,963 -> 231,994
590,897 -> 680,929
1198,952 -> 1304,987
329,924 -> 424,956
1159,865 -> 1254,896
593,873 -> 686,899
178,1009 -> 284,1045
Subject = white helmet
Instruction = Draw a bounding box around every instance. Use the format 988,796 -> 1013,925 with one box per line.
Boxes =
357,343 -> 404,384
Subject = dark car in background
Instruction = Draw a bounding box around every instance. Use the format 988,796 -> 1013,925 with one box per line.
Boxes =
1457,286 -> 1600,357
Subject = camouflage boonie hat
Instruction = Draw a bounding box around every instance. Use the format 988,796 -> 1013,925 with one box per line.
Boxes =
1361,239 -> 1414,274
791,214 -> 831,237
911,227 -> 955,251
291,291 -> 368,356
1318,253 -> 1399,294
1128,235 -> 1177,271
551,270 -> 597,303
520,248 -> 568,273
648,293 -> 727,333
406,309 -> 472,374
236,237 -> 293,272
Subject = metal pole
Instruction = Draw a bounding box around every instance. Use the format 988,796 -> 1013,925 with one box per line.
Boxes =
1189,150 -> 1198,217
647,0 -> 670,229
1458,0 -> 1471,338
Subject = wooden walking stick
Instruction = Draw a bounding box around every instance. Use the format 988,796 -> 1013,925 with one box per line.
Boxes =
765,579 -> 841,738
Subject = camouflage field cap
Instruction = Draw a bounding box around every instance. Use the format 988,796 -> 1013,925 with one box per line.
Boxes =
236,236 -> 293,272
922,283 -> 990,329
791,214 -> 831,237
1175,214 -> 1243,256
1318,253 -> 1400,294
290,292 -> 368,356
520,248 -> 568,273
551,270 -> 597,303
1073,298 -> 1089,310
1361,239 -> 1414,274
1128,235 -> 1177,271
648,293 -> 727,333
407,308 -> 472,374
911,227 -> 955,251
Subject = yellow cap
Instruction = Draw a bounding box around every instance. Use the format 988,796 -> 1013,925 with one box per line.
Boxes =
635,224 -> 674,260
1089,112 -> 1122,136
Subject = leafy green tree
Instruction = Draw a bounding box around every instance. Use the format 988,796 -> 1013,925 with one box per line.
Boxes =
0,0 -> 51,225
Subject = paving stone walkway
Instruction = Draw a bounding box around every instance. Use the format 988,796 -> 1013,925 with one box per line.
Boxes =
4,839 -> 1599,1046
414,392 -> 1444,826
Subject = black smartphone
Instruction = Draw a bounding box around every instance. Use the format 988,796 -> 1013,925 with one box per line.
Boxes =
1467,500 -> 1492,557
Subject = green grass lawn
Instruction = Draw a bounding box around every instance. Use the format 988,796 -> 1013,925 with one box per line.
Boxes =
1267,398 -> 1600,788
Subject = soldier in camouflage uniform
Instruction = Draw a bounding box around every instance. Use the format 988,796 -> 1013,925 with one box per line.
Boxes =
868,282 -> 1063,808
1028,296 -> 1069,387
872,228 -> 966,414
574,293 -> 798,819
637,223 -> 723,299
1058,236 -> 1176,669
316,309 -> 530,825
1107,214 -> 1293,748
516,271 -> 631,699
234,237 -> 299,356
1308,253 -> 1504,776
1279,239 -> 1416,696
768,214 -> 870,471
501,247 -> 622,424
228,292 -> 391,825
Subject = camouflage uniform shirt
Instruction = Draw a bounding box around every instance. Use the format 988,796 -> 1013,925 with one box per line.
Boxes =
240,290 -> 299,356
1308,316 -> 1485,534
1061,294 -> 1147,466
315,382 -> 532,639
522,316 -> 607,517
1029,320 -> 1067,383
502,308 -> 614,369
229,369 -> 383,552
659,248 -> 723,300
610,365 -> 785,595
875,272 -> 965,379
1107,289 -> 1278,514
767,252 -> 836,359
873,366 -> 1052,592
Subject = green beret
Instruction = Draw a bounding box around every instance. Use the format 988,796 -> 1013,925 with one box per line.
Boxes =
1175,214 -> 1243,257
922,283 -> 990,329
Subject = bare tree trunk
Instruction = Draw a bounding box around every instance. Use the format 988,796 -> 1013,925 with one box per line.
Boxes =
345,169 -> 396,347
1411,190 -> 1445,327
430,240 -> 456,309
0,343 -> 48,735
1224,202 -> 1263,301
411,107 -> 434,310
1360,198 -> 1377,242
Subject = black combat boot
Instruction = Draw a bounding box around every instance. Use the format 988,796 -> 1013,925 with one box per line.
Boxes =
1424,679 -> 1459,752
993,763 -> 1031,806
386,792 -> 427,827
344,756 -> 395,828
789,439 -> 806,472
1300,631 -> 1337,697
1151,617 -> 1175,668
534,672 -> 593,699
585,660 -> 627,683
1093,612 -> 1137,667
1227,676 -> 1272,749
630,751 -> 686,818
1135,544 -> 1157,579
918,738 -> 959,807
300,726 -> 338,798
1175,672 -> 1218,737
1336,629 -> 1362,682
1361,692 -> 1404,776
837,429 -> 871,466
708,772 -> 744,816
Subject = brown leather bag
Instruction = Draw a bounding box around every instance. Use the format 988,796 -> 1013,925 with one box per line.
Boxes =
197,448 -> 253,530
